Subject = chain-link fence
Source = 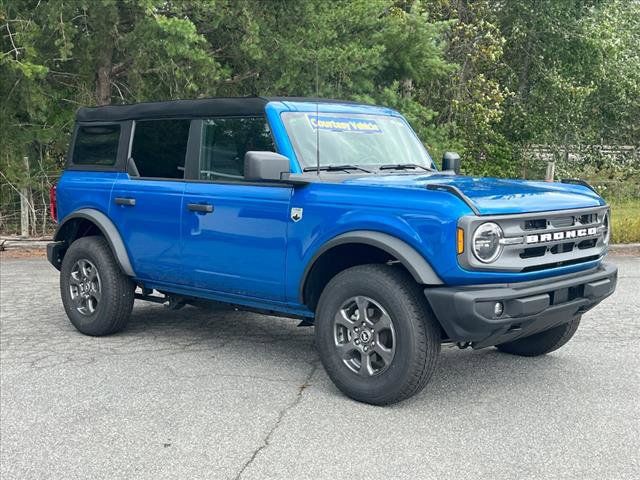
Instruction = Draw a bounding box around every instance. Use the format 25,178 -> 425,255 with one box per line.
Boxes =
522,144 -> 638,180
520,145 -> 639,201
0,165 -> 59,238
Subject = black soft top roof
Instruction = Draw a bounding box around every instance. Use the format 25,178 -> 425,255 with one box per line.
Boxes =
75,96 -> 358,123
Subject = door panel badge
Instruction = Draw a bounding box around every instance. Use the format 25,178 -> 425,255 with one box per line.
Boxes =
290,207 -> 303,222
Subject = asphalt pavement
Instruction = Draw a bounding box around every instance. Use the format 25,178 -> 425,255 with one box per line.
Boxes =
1,255 -> 638,479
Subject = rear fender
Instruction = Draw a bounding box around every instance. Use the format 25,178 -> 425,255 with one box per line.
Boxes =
52,208 -> 134,276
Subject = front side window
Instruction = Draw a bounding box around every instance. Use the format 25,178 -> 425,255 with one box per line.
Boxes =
131,119 -> 190,179
199,117 -> 275,181
281,112 -> 434,170
72,124 -> 120,166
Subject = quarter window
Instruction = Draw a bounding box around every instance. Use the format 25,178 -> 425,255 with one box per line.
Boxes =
199,117 -> 275,181
72,124 -> 120,166
131,120 -> 190,179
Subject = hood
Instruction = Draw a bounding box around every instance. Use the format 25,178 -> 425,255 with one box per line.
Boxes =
343,173 -> 605,215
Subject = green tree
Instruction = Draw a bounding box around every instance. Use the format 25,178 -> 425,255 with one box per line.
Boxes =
425,0 -> 512,174
2,0 -> 638,234
0,0 -> 228,232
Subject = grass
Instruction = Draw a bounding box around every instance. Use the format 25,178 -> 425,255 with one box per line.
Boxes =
609,199 -> 640,244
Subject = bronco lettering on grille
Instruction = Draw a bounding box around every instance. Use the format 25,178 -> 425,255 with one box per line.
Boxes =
525,227 -> 598,244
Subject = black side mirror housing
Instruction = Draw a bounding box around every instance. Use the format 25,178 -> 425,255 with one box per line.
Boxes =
244,151 -> 291,181
442,152 -> 461,174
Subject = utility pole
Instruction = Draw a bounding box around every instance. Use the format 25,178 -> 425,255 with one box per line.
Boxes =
20,156 -> 30,237
545,160 -> 555,182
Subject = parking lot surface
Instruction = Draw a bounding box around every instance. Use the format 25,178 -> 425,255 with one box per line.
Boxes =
1,255 -> 638,479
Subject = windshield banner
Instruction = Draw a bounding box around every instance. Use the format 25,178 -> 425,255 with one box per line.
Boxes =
306,114 -> 382,134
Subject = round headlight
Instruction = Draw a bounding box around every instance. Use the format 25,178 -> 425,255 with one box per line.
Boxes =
472,222 -> 504,263
602,211 -> 611,245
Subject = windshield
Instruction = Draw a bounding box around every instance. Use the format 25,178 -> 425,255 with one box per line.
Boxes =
281,112 -> 434,170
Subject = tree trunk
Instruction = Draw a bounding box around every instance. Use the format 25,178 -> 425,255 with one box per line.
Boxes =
401,78 -> 413,99
95,43 -> 113,106
518,36 -> 533,101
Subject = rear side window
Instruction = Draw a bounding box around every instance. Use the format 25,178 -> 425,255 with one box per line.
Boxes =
199,117 -> 275,181
131,120 -> 190,179
72,125 -> 120,165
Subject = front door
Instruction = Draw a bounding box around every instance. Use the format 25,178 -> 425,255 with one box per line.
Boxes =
180,117 -> 291,301
109,119 -> 190,284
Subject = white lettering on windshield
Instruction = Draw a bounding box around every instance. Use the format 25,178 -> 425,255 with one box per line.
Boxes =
307,114 -> 382,134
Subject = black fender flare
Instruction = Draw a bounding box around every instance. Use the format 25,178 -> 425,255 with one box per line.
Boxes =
54,208 -> 135,276
299,230 -> 443,302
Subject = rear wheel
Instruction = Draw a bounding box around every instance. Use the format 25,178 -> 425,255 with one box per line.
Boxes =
315,264 -> 441,405
496,317 -> 581,357
60,236 -> 135,336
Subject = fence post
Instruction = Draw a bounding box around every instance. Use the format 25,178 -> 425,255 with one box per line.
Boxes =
20,156 -> 30,237
545,160 -> 555,182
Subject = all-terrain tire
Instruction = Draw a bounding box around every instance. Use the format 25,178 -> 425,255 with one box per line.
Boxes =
60,236 -> 135,336
315,264 -> 441,405
496,317 -> 581,357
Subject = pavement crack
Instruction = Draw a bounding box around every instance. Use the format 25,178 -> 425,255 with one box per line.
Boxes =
233,362 -> 319,480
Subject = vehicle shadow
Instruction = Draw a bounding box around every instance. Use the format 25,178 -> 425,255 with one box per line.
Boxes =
124,301 -> 578,403
125,302 -> 315,347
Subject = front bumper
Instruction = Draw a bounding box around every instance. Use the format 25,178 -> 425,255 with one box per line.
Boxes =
425,262 -> 617,349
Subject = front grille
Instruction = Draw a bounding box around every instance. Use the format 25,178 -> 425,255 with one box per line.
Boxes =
458,206 -> 609,272
520,246 -> 546,259
524,219 -> 547,230
521,255 -> 601,272
549,242 -> 575,255
578,238 -> 597,249
579,213 -> 598,225
550,216 -> 574,228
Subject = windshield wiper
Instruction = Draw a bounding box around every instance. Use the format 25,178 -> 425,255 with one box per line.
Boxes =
303,164 -> 372,173
379,163 -> 432,172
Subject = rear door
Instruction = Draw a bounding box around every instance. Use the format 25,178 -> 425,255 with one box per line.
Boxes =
180,117 -> 291,301
109,119 -> 191,284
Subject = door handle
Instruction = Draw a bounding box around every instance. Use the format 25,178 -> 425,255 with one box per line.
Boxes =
187,203 -> 214,213
114,197 -> 136,206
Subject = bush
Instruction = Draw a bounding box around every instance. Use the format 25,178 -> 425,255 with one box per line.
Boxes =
610,200 -> 640,244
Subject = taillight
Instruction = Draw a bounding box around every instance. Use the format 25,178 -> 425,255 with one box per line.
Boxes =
49,184 -> 57,222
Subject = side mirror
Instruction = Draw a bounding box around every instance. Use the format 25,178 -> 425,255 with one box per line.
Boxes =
244,151 -> 291,181
442,151 -> 461,174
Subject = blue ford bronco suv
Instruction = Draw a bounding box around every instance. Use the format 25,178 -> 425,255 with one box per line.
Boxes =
48,97 -> 617,405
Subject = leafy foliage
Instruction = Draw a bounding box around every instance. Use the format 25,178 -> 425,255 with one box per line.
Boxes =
1,0 -> 638,234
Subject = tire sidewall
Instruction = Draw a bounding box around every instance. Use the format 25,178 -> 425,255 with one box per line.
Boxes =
60,237 -> 123,335
316,267 -> 428,402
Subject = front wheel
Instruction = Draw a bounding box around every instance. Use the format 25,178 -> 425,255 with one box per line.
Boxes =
315,264 -> 441,405
60,236 -> 135,336
496,317 -> 581,357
